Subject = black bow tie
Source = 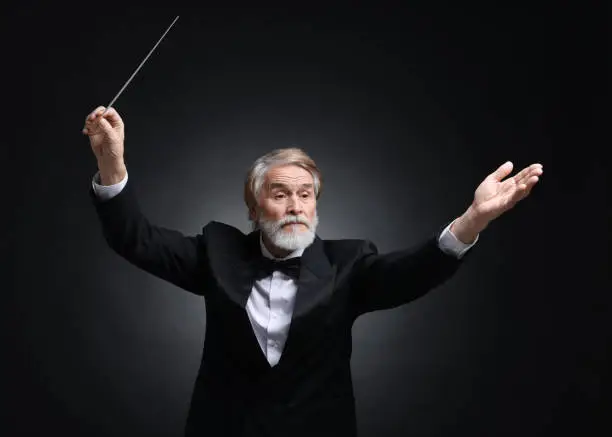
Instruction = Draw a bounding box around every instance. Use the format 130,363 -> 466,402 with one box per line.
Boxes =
256,256 -> 302,280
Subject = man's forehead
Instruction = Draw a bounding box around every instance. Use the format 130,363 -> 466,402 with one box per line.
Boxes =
266,180 -> 314,191
264,166 -> 313,186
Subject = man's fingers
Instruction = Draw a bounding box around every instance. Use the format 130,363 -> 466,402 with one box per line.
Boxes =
83,109 -> 113,135
83,106 -> 106,133
526,175 -> 539,189
490,161 -> 514,182
83,106 -> 123,134
96,116 -> 112,133
86,106 -> 106,122
514,164 -> 543,186
102,107 -> 123,128
515,167 -> 543,188
515,175 -> 539,201
512,166 -> 532,184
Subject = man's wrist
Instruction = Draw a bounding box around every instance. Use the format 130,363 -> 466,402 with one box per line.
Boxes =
98,159 -> 127,186
450,205 -> 489,244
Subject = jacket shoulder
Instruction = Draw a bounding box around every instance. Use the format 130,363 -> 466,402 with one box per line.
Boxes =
200,221 -> 256,257
201,221 -> 250,243
321,238 -> 378,267
202,220 -> 245,235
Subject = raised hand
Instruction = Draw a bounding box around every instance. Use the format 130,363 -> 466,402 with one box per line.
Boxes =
83,106 -> 127,185
471,161 -> 543,222
83,106 -> 125,163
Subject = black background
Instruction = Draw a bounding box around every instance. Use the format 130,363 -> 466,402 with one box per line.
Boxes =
6,4 -> 609,437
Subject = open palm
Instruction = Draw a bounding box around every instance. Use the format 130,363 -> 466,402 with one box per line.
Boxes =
472,161 -> 543,222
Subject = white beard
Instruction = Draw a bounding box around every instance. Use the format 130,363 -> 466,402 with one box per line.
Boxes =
257,211 -> 319,252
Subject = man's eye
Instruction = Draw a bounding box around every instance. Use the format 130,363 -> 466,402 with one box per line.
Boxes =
301,193 -> 310,198
274,194 -> 286,199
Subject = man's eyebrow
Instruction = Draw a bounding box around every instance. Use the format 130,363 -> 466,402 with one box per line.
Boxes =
268,182 -> 314,190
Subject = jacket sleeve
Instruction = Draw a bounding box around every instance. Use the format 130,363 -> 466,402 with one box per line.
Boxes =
89,177 -> 208,295
349,221 -> 474,317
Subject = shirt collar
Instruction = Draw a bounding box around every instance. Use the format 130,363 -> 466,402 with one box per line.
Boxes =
259,232 -> 305,260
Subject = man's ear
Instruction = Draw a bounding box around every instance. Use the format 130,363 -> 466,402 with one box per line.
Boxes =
249,206 -> 257,222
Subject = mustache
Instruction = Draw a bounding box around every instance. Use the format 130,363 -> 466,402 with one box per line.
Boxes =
258,215 -> 311,234
277,216 -> 310,228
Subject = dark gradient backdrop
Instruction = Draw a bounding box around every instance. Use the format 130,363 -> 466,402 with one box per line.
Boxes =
7,5 -> 608,437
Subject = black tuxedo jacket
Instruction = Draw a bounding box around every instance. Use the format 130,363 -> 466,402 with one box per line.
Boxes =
90,179 -> 474,437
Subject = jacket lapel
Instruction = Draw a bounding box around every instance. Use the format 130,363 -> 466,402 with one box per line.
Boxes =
277,235 -> 337,367
207,227 -> 262,308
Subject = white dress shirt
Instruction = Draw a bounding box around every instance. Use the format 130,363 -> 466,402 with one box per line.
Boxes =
92,171 -> 478,366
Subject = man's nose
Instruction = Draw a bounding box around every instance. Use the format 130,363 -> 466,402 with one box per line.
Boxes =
287,194 -> 303,214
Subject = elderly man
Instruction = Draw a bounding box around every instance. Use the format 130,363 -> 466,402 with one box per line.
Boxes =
84,106 -> 543,437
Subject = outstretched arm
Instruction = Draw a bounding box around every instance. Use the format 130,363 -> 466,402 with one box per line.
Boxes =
350,160 -> 544,316
349,222 -> 471,316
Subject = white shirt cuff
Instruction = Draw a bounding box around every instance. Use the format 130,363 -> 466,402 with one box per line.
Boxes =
91,171 -> 128,201
438,219 -> 479,259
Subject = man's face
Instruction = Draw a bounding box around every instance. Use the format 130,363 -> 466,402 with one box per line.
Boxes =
251,164 -> 318,251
